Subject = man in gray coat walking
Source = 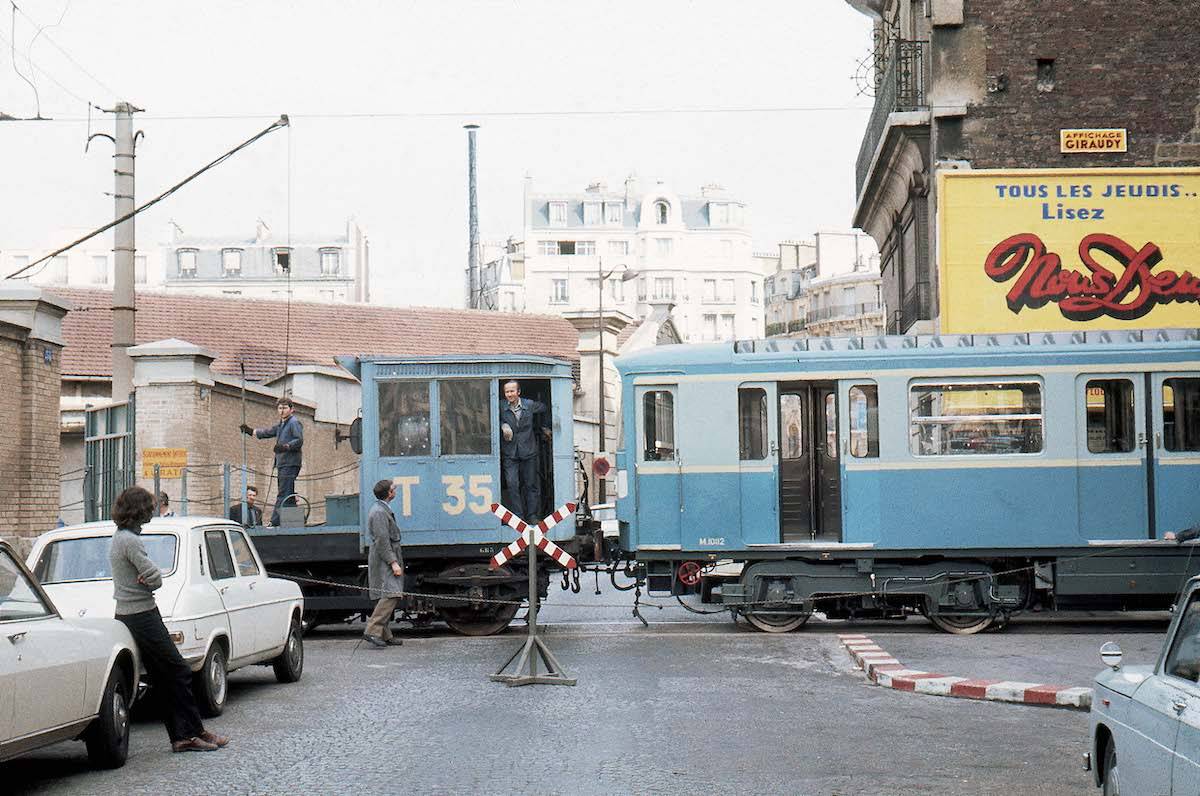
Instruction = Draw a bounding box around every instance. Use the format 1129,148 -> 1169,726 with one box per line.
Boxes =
364,478 -> 404,648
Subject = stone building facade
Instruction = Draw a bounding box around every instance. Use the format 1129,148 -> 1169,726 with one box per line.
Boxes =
846,0 -> 1200,333
0,286 -> 69,554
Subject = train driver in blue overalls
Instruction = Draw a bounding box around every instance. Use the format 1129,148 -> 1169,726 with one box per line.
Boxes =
499,380 -> 552,521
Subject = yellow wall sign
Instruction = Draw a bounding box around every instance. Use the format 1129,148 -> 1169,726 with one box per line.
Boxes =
938,168 -> 1200,334
1060,128 -> 1127,153
142,447 -> 188,479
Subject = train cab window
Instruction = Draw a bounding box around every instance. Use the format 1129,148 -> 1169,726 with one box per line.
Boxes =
738,387 -> 768,460
909,381 -> 1043,456
1085,379 -> 1135,454
849,384 -> 879,458
379,381 -> 431,457
439,380 -> 492,455
1164,378 -> 1200,452
642,391 -> 676,461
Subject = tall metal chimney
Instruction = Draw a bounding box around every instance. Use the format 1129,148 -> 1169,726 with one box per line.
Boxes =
465,124 -> 480,309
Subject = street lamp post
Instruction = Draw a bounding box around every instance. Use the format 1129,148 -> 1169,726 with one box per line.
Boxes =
596,258 -> 637,504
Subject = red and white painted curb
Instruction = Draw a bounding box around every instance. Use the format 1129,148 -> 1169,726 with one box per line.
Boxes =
837,634 -> 1093,710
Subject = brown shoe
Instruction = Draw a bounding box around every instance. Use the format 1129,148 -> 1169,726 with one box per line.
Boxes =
200,730 -> 230,747
172,736 -> 219,753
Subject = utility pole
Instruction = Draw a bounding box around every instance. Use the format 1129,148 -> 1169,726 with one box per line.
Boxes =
110,101 -> 143,400
465,124 -> 480,309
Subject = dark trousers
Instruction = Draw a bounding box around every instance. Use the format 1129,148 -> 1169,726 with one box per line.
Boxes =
502,456 -> 541,521
116,608 -> 204,743
272,466 -> 300,526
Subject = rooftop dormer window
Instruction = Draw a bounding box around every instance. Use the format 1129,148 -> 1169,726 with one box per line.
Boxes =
549,202 -> 567,226
178,248 -> 198,278
273,247 -> 292,274
221,248 -> 242,277
320,247 -> 340,276
654,200 -> 669,225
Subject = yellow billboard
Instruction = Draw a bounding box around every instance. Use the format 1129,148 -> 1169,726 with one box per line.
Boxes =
938,168 -> 1200,334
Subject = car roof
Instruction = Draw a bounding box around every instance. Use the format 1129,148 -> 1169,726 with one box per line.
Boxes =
35,516 -> 242,543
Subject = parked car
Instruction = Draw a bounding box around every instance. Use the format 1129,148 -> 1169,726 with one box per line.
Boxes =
1088,574 -> 1200,795
27,518 -> 305,718
0,539 -> 139,767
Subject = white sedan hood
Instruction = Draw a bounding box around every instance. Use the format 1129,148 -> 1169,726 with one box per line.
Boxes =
44,577 -> 184,620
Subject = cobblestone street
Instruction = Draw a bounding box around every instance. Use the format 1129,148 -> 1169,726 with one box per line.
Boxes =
7,587 -> 1146,795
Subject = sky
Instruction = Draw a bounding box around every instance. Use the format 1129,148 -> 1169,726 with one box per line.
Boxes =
0,0 -> 876,307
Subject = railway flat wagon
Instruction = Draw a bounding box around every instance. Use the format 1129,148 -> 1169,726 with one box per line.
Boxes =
614,329 -> 1200,633
250,353 -> 584,635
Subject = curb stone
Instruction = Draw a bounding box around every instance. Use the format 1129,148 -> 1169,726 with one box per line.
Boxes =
836,633 -> 1093,710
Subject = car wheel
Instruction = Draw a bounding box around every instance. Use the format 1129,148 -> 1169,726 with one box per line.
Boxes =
193,643 -> 228,718
1103,740 -> 1120,796
272,620 -> 304,684
84,666 -> 131,769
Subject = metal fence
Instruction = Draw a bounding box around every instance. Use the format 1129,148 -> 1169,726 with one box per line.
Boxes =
855,39 -> 928,196
807,302 -> 885,324
83,397 -> 136,522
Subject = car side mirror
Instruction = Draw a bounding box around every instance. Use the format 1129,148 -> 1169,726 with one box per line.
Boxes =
1100,641 -> 1123,670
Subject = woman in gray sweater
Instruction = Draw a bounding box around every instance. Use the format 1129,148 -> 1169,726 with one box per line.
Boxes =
110,486 -> 230,753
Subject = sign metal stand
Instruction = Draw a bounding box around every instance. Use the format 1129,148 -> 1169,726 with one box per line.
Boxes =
489,502 -> 578,687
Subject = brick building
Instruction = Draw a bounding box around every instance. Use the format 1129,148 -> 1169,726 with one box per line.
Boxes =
49,289 -> 579,523
0,286 -> 69,554
846,0 -> 1200,333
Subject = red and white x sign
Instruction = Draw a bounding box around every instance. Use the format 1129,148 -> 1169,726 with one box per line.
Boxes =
489,501 -> 577,570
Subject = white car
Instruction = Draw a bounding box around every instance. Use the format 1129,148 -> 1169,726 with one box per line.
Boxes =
1088,574 -> 1200,795
28,517 -> 305,717
1,539 -> 139,767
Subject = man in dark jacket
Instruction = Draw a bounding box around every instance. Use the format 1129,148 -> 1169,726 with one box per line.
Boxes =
364,479 -> 404,648
499,380 -> 552,521
228,485 -> 263,528
241,397 -> 304,526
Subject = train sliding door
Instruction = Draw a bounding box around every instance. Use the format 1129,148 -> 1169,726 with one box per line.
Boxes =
777,382 -> 841,542
738,383 -> 779,545
1076,374 -> 1150,539
635,386 -> 681,548
1152,373 -> 1200,538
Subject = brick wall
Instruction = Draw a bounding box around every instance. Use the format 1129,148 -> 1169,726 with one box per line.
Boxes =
0,322 -> 63,555
136,380 -> 358,524
953,0 -> 1200,167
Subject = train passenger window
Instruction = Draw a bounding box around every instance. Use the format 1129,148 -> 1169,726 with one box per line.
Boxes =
378,381 -> 431,457
849,384 -> 879,458
909,381 -> 1043,456
1085,379 -> 1135,454
439,380 -> 492,455
780,394 -> 803,459
1164,378 -> 1200,452
642,391 -> 676,461
738,388 -> 768,460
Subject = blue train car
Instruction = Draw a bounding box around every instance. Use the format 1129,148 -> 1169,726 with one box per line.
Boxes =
252,354 -> 583,635
614,329 -> 1200,633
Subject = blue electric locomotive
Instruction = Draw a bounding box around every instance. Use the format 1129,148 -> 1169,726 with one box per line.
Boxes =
250,354 -> 587,635
614,329 -> 1200,633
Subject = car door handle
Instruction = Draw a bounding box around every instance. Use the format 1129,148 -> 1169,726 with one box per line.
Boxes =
248,581 -> 256,590
219,585 -> 229,594
7,631 -> 26,644
1174,698 -> 1188,714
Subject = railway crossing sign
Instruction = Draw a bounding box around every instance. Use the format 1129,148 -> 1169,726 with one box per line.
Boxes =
489,502 -> 577,571
489,501 -> 578,687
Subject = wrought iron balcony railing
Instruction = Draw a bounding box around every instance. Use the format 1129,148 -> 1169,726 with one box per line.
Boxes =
855,40 -> 928,197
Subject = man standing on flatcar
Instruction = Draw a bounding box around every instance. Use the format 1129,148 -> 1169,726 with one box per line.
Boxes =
499,380 -> 552,521
240,397 -> 303,527
364,479 -> 404,648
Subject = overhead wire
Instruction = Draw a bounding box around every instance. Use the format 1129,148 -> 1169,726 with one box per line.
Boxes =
14,0 -> 119,100
9,1 -> 42,117
4,114 -> 289,280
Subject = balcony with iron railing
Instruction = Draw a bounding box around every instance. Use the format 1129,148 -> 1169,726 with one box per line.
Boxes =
856,40 -> 928,197
807,302 -> 885,324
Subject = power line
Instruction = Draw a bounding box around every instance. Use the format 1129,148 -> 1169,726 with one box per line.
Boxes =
14,0 -> 119,99
4,114 -> 290,280
0,10 -> 93,112
0,104 -> 879,123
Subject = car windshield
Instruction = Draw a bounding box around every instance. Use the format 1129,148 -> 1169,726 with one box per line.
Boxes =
36,534 -> 177,584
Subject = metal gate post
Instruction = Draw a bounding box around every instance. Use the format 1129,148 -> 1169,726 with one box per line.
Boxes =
222,463 -> 231,519
153,465 -> 161,512
180,468 -> 188,516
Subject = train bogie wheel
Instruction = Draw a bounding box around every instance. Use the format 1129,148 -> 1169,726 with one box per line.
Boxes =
926,612 -> 995,635
744,610 -> 810,633
437,563 -> 522,637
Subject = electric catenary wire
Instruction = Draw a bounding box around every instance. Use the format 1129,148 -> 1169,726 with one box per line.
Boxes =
4,114 -> 289,280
